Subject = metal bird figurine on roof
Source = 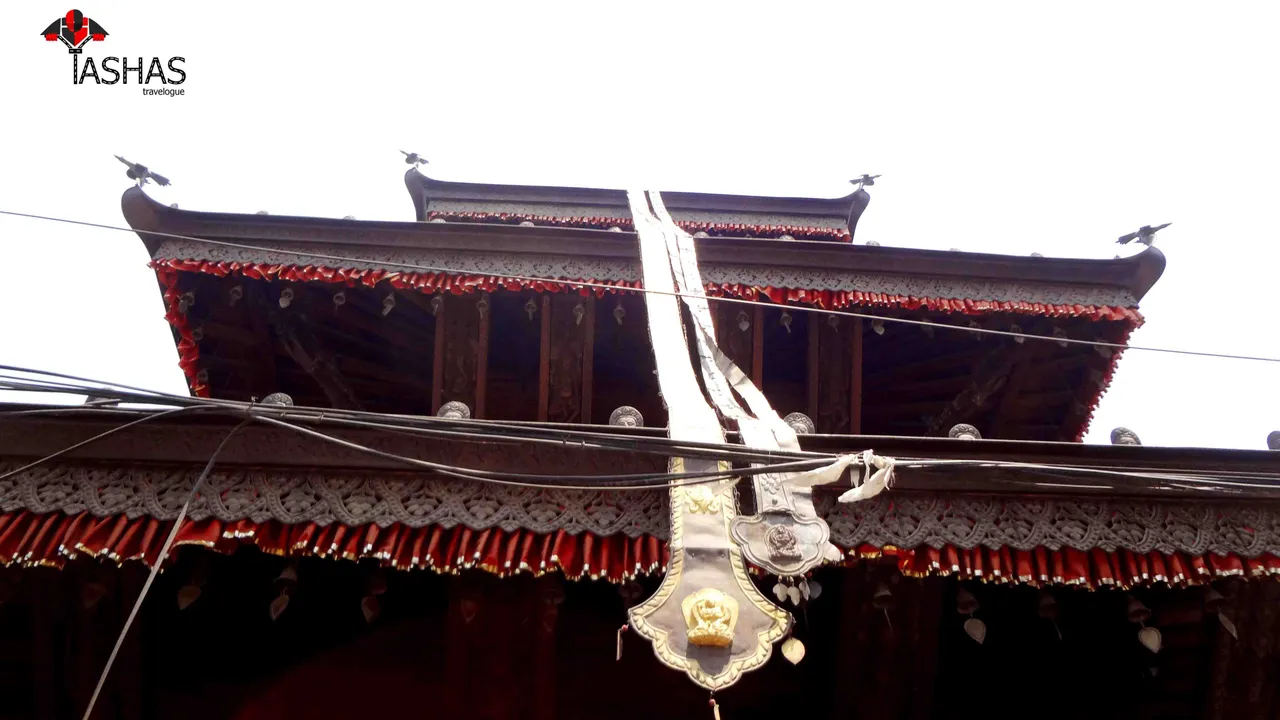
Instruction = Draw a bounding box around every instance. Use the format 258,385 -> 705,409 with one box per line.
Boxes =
115,156 -> 170,187
850,174 -> 881,189
401,151 -> 428,166
1117,223 -> 1171,246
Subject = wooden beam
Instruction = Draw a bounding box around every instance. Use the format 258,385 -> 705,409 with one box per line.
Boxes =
537,294 -> 551,421
333,354 -> 435,395
992,344 -> 1042,437
807,313 -> 820,420
862,374 -> 971,400
865,347 -> 983,385
244,284 -> 280,398
298,284 -> 420,353
476,293 -> 491,419
926,341 -> 1019,435
274,315 -> 361,410
431,296 -> 445,413
751,305 -> 764,389
580,296 -> 595,424
1011,389 -> 1076,409
851,318 -> 863,435
194,319 -> 260,346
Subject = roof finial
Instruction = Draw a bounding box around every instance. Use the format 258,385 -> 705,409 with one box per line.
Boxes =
401,150 -> 428,167
850,174 -> 881,190
115,155 -> 170,187
1117,223 -> 1171,247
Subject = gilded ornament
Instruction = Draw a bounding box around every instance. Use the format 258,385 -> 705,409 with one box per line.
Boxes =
682,588 -> 739,648
685,485 -> 721,514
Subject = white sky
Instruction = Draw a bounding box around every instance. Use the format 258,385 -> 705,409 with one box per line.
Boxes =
1,1 -> 1277,448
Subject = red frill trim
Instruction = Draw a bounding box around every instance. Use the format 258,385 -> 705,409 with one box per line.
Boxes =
4,511 -> 1274,589
152,258 -> 1143,406
0,511 -> 667,582
858,543 -> 1280,590
425,211 -> 853,243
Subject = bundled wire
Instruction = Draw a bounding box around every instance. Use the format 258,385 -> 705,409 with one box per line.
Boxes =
0,368 -> 845,490
4,365 -> 1280,496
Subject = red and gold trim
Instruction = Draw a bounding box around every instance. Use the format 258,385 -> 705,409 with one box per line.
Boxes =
151,258 -> 1143,414
4,510 -> 1273,590
425,211 -> 853,243
859,543 -> 1280,590
0,510 -> 667,582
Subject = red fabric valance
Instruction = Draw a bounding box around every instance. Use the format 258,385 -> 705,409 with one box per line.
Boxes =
5,510 -> 1276,590
152,259 -> 1142,403
0,510 -> 666,582
424,210 -> 854,242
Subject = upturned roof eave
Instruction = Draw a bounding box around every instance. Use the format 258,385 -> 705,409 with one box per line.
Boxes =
122,186 -> 1166,303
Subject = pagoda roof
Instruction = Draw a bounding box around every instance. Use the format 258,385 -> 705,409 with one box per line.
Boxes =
404,169 -> 872,242
122,184 -> 1164,442
121,186 -> 1165,308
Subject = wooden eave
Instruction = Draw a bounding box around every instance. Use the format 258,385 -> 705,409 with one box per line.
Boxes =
122,187 -> 1165,304
3,406 -> 1276,501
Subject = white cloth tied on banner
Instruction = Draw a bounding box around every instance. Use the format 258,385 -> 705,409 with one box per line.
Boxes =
835,451 -> 896,503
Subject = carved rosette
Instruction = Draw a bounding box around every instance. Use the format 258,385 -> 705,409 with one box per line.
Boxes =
609,406 -> 644,428
1111,427 -> 1141,446
783,412 -> 815,436
438,401 -> 472,419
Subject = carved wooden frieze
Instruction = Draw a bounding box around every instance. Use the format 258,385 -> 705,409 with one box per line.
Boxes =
441,293 -> 483,415
817,315 -> 852,434
7,461 -> 1280,558
547,294 -> 586,423
151,239 -> 1144,309
713,299 -> 754,381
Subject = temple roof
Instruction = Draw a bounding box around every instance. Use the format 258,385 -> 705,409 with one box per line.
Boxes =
121,186 -> 1165,308
121,183 -> 1165,442
405,169 -> 872,242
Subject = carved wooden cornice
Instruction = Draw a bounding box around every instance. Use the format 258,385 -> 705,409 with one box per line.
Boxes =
4,460 -> 1280,559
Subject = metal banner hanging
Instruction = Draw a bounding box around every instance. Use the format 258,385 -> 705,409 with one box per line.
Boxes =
643,193 -> 844,577
624,190 -> 790,691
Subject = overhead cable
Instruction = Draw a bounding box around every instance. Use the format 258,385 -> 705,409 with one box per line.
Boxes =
3,209 -> 1278,364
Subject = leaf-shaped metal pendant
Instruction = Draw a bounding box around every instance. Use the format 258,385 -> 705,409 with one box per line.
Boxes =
964,617 -> 986,645
177,584 -> 202,610
800,579 -> 811,600
361,595 -> 380,623
773,582 -> 788,602
269,593 -> 289,621
1138,626 -> 1162,654
823,544 -> 843,564
781,637 -> 806,665
1219,613 -> 1238,640
807,580 -> 823,600
787,586 -> 802,605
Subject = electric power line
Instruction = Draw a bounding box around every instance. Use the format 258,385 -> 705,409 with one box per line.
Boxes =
4,367 -> 1280,497
2,208 -> 1278,365
81,420 -> 247,720
0,366 -> 832,465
